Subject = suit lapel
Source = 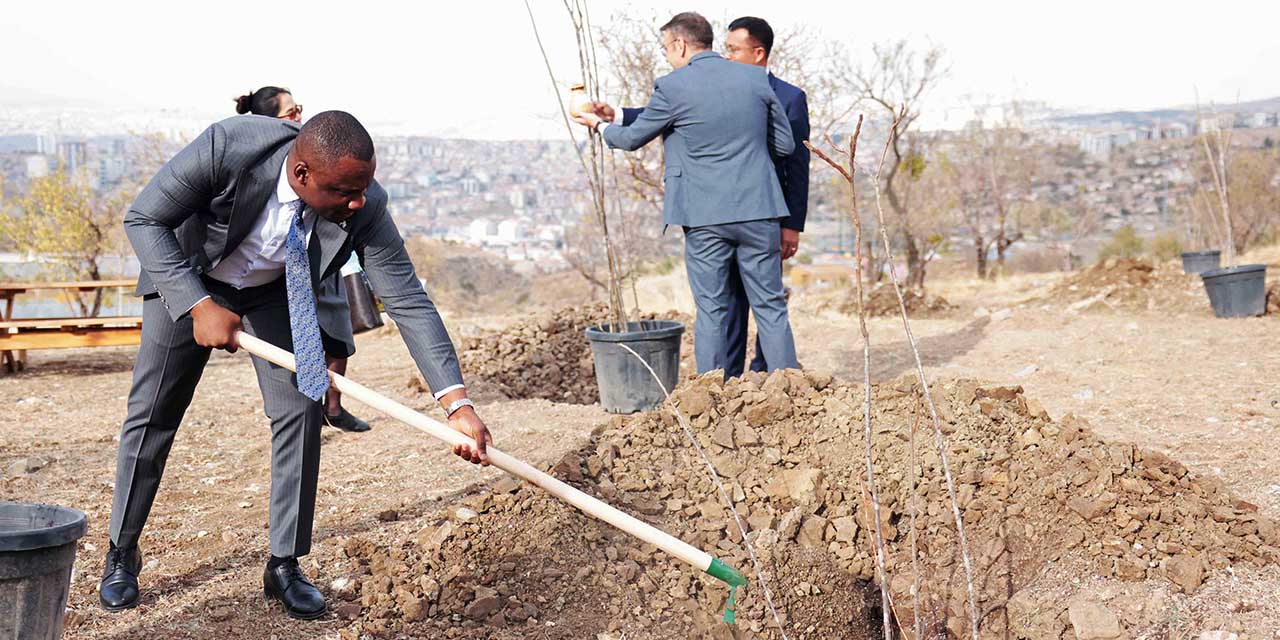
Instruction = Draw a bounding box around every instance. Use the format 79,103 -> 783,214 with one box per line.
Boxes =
308,210 -> 350,284
223,143 -> 294,260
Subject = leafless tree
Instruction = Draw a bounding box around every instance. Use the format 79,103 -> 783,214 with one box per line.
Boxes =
938,105 -> 1040,279
846,40 -> 946,288
525,0 -> 629,329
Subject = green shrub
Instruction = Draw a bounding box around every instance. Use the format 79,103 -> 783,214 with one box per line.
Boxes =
1151,232 -> 1183,261
1097,225 -> 1145,261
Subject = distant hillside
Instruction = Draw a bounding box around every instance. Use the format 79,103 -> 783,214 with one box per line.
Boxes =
1045,96 -> 1280,128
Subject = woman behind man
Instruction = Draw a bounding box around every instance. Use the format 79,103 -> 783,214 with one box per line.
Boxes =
235,86 -> 371,433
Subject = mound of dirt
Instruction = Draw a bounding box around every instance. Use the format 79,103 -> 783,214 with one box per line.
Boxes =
1052,258 -> 1206,313
447,304 -> 694,404
820,284 -> 954,318
326,371 -> 1278,639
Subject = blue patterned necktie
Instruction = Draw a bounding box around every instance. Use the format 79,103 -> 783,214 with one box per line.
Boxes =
283,202 -> 330,401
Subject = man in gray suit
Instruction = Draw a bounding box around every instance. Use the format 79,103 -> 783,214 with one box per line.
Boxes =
99,111 -> 492,620
574,12 -> 799,377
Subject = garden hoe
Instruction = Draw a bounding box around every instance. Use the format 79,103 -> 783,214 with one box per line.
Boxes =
234,330 -> 749,624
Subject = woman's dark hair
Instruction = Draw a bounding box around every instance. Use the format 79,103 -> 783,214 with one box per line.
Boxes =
234,86 -> 291,116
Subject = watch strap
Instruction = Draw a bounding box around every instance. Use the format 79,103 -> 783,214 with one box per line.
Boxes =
445,398 -> 475,418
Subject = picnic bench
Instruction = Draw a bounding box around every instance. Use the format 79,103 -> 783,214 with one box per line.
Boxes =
0,280 -> 141,372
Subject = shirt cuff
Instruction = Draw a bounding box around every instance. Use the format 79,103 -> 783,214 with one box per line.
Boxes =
185,295 -> 211,316
432,384 -> 465,401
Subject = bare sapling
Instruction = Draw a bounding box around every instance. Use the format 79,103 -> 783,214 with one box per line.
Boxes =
806,117 -> 902,640
524,0 -> 629,330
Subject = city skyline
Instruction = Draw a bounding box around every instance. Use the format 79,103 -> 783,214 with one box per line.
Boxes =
2,0 -> 1278,139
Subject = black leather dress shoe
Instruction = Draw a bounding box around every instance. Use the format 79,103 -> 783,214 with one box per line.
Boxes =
322,408 -> 370,432
99,543 -> 142,611
263,558 -> 326,620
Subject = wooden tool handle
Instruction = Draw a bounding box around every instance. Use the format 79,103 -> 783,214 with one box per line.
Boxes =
233,331 -> 714,573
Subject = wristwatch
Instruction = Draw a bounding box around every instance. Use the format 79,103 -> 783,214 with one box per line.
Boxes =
445,398 -> 475,418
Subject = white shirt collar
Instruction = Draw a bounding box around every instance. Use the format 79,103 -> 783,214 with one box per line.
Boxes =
277,158 -> 301,205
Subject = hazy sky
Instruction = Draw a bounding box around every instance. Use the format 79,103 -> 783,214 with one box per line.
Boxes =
2,0 -> 1277,139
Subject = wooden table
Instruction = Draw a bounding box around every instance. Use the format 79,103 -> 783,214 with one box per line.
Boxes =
0,280 -> 140,372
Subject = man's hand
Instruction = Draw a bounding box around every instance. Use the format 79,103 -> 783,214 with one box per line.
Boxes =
571,110 -> 602,130
190,298 -> 243,352
590,101 -> 616,122
781,228 -> 801,261
448,406 -> 492,466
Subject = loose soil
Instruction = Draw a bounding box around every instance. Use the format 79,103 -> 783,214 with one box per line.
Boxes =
4,258 -> 1280,639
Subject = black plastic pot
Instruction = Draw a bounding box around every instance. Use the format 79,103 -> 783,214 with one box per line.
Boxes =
584,320 -> 685,414
0,502 -> 87,640
1180,250 -> 1221,275
1200,264 -> 1267,318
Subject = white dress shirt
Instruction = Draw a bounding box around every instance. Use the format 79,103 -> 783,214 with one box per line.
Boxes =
206,159 -> 315,288
195,159 -> 465,402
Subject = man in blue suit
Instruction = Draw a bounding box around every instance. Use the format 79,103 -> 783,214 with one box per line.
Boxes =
573,12 -> 799,378
721,16 -> 810,377
608,16 -> 809,379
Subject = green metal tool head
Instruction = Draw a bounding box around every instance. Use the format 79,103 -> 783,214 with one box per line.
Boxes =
706,558 -> 748,624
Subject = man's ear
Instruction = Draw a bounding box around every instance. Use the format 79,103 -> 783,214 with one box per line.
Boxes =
293,161 -> 309,186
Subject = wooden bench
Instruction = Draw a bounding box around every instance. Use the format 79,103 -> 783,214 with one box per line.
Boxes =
0,280 -> 141,372
0,317 -> 144,351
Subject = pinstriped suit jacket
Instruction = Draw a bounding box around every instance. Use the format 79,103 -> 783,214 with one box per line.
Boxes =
123,115 -> 463,394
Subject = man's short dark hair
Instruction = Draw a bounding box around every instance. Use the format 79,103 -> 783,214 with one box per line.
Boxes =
728,16 -> 774,58
297,110 -> 374,165
660,12 -> 713,50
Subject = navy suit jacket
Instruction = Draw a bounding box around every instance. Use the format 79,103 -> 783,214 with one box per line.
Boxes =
623,70 -> 810,231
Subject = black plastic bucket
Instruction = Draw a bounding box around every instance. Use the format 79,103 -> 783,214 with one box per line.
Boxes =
584,320 -> 684,414
1200,264 -> 1267,318
1180,250 -> 1221,275
0,502 -> 87,640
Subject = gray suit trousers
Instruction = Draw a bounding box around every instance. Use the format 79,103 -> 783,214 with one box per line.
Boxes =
109,276 -> 323,557
683,219 -> 798,378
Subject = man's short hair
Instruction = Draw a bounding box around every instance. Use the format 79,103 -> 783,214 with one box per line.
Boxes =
660,12 -> 713,50
297,110 -> 374,165
728,16 -> 774,59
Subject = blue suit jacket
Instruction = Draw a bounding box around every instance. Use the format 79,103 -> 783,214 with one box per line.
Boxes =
605,51 -> 794,228
624,69 -> 810,231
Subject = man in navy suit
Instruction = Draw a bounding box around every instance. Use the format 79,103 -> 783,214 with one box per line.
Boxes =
722,16 -> 809,377
614,16 -> 809,378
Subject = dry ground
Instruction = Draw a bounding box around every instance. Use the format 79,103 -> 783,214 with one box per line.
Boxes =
2,251 -> 1278,638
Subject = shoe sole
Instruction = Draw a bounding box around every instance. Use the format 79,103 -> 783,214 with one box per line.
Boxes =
100,597 -> 139,612
263,588 -> 327,620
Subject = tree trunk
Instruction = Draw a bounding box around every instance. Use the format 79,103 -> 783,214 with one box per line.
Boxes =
904,228 -> 925,289
974,234 -> 988,280
89,262 -> 103,317
994,230 -> 1023,279
866,238 -> 886,284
